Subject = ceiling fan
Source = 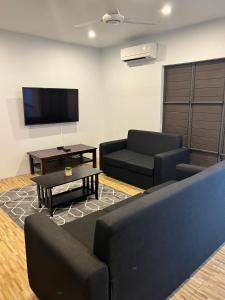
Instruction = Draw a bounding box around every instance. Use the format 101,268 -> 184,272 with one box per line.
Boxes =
74,8 -> 157,28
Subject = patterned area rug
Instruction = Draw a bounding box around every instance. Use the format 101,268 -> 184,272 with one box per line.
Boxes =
0,181 -> 128,228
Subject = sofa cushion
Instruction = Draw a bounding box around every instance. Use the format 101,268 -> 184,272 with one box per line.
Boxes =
62,193 -> 144,250
104,149 -> 154,176
103,164 -> 154,189
103,193 -> 143,213
144,180 -> 177,194
62,210 -> 106,251
104,149 -> 145,168
127,129 -> 182,156
124,155 -> 154,176
176,163 -> 206,181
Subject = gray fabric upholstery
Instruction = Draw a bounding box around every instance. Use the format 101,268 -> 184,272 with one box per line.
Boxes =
103,193 -> 143,212
176,163 -> 206,181
62,195 -> 143,250
25,161 -> 225,300
127,129 -> 182,155
99,139 -> 127,171
103,149 -> 143,168
103,163 -> 154,189
25,212 -> 109,300
94,161 -> 225,300
154,148 -> 190,185
62,210 -> 106,250
144,180 -> 176,194
124,155 -> 154,176
104,150 -> 154,176
100,130 -> 185,189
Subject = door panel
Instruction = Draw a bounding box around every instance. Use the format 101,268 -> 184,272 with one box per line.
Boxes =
164,104 -> 189,147
190,151 -> 218,167
163,59 -> 225,166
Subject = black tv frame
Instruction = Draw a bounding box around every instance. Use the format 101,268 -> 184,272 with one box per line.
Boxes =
22,87 -> 79,126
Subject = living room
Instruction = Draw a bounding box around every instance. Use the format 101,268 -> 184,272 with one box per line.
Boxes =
1,0 -> 225,299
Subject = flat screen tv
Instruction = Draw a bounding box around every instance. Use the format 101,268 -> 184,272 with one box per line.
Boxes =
22,87 -> 79,125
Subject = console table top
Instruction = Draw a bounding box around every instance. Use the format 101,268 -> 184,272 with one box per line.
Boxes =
27,144 -> 97,159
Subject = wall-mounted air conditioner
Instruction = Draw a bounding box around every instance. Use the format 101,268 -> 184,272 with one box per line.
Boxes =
120,43 -> 157,62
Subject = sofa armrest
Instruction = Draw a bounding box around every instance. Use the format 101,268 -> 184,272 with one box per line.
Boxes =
154,148 -> 190,185
176,163 -> 206,181
25,213 -> 109,300
99,139 -> 127,170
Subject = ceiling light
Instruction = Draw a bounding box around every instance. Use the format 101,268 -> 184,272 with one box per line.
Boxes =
161,4 -> 172,15
88,30 -> 96,39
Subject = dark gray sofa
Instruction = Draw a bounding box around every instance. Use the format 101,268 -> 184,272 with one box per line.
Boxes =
99,129 -> 189,188
25,161 -> 225,300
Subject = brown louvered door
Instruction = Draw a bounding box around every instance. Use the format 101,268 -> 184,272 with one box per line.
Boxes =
163,63 -> 193,148
163,59 -> 225,167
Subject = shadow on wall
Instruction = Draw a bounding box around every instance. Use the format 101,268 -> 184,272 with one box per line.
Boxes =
28,122 -> 77,139
126,43 -> 167,67
16,154 -> 30,176
6,97 -> 78,140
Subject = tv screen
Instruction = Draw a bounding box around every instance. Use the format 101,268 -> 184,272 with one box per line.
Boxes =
22,87 -> 79,125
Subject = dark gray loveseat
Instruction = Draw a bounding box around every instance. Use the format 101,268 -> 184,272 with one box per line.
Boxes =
25,161 -> 225,300
100,129 -> 189,188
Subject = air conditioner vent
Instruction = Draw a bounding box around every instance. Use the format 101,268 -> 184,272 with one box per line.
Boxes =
121,43 -> 157,62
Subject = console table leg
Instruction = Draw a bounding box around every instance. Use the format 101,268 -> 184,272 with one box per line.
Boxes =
95,174 -> 99,200
93,150 -> 97,168
29,155 -> 35,175
40,160 -> 46,175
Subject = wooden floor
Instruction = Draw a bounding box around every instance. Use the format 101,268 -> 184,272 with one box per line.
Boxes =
1,174 -> 225,299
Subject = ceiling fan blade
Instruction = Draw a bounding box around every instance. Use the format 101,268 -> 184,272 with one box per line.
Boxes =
124,18 -> 157,26
74,19 -> 100,28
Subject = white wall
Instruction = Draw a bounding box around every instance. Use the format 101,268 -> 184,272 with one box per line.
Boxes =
0,30 -> 103,179
101,18 -> 225,141
2,18 -> 225,179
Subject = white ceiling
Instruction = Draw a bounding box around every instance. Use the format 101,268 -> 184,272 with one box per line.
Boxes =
1,0 -> 225,48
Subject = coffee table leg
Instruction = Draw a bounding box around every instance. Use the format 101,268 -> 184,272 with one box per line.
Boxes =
91,175 -> 94,193
44,188 -> 48,207
95,174 -> 99,200
37,185 -> 41,208
82,178 -> 86,189
48,188 -> 53,217
40,187 -> 45,205
87,177 -> 90,191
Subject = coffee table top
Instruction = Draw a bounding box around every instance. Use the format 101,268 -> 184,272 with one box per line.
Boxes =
27,144 -> 97,159
31,165 -> 102,188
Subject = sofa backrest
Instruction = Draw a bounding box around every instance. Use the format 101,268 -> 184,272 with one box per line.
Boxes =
126,129 -> 182,156
94,161 -> 225,300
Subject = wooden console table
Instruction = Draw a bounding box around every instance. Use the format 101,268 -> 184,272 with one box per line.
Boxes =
27,144 -> 97,175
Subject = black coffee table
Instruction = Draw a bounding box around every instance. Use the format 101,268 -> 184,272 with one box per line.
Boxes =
31,165 -> 102,216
